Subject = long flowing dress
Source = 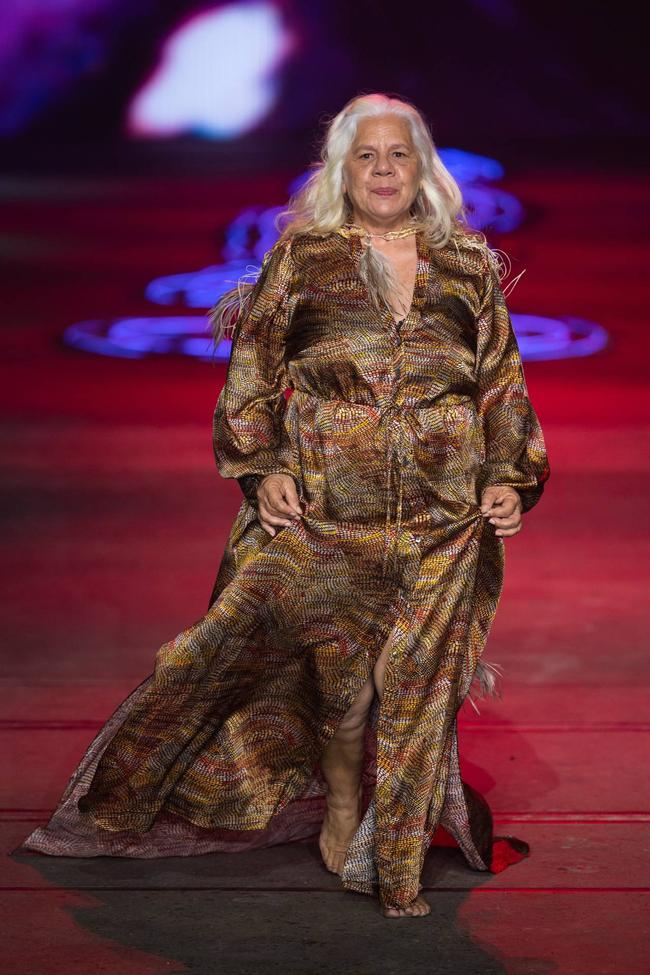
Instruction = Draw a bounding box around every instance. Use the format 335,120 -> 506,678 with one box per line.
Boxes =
17,225 -> 550,910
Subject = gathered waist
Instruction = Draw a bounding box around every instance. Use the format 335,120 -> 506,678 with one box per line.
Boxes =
289,387 -> 474,413
287,387 -> 479,579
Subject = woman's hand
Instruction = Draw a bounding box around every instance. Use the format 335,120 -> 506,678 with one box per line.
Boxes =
256,474 -> 304,536
480,485 -> 523,537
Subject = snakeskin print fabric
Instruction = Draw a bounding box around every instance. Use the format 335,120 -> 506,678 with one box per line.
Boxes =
20,227 -> 549,910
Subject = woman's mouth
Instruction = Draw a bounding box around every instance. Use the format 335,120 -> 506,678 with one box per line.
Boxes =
372,188 -> 399,197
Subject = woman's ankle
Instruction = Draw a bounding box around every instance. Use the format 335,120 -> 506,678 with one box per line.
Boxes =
324,782 -> 363,810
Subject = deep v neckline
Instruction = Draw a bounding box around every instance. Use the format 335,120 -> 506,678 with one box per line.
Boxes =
388,231 -> 420,326
345,228 -> 424,328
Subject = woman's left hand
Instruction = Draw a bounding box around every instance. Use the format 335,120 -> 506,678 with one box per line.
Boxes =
480,485 -> 523,537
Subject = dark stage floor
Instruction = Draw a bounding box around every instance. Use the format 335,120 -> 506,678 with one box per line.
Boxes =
2,162 -> 649,974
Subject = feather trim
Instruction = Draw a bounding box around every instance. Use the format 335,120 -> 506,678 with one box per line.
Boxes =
485,246 -> 527,298
357,239 -> 404,317
207,266 -> 261,349
466,659 -> 504,715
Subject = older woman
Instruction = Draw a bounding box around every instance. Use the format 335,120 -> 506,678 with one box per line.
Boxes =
19,94 -> 549,920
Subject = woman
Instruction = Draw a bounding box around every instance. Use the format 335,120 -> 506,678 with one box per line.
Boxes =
18,93 -> 550,919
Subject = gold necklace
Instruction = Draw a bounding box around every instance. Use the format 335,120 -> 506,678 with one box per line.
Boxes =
344,221 -> 419,241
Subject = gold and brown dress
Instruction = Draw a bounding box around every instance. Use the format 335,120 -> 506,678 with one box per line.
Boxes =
19,226 -> 550,910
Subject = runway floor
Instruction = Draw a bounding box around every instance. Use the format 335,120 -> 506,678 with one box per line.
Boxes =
2,162 -> 649,973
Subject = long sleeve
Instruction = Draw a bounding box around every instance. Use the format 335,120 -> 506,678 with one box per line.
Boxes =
474,255 -> 550,513
212,237 -> 299,505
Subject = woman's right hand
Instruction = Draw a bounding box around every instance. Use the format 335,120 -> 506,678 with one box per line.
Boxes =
256,474 -> 304,536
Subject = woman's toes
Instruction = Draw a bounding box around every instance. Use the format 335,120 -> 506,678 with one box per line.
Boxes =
329,849 -> 346,873
381,906 -> 403,918
414,894 -> 431,916
382,894 -> 430,918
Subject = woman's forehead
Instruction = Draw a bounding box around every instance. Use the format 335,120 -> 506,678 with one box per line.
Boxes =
352,114 -> 413,145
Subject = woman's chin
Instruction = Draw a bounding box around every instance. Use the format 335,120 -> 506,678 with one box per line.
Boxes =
358,202 -> 411,226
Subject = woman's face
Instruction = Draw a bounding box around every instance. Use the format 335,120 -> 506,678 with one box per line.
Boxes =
342,114 -> 421,231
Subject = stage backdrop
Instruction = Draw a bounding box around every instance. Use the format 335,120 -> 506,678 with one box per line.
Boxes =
0,0 -> 645,152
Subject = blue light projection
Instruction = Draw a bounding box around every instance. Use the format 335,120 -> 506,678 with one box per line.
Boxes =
62,149 -> 607,363
64,313 -> 608,363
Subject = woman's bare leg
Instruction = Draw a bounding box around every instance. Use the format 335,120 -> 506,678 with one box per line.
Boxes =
319,627 -> 431,916
318,674 -> 374,874
318,626 -> 400,871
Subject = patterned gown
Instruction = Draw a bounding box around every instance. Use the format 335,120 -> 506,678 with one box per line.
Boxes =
18,226 -> 550,910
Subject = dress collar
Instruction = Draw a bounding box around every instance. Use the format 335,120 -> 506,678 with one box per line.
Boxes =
334,223 -> 487,278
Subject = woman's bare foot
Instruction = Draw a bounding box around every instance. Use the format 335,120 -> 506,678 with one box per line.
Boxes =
381,893 -> 431,918
318,787 -> 363,875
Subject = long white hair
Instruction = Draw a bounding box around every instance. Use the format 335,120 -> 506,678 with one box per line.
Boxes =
210,93 -> 482,346
277,92 -> 467,245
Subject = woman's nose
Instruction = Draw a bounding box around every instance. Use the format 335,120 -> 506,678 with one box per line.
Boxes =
374,159 -> 394,176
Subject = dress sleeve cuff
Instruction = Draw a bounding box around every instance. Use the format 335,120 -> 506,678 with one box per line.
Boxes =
236,474 -> 263,504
